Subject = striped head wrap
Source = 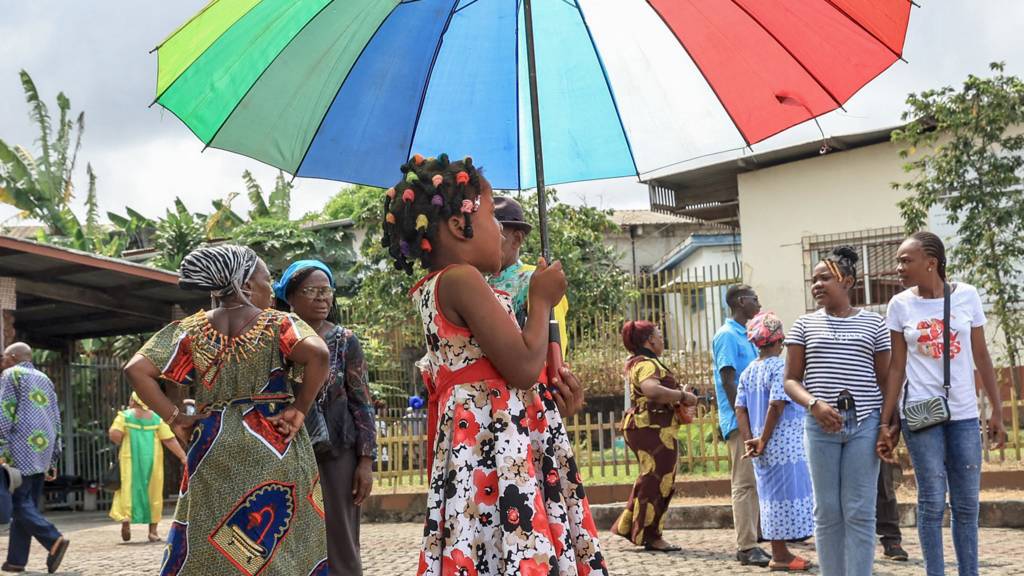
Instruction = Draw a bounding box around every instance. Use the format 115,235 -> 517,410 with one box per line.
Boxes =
746,311 -> 785,349
179,245 -> 259,298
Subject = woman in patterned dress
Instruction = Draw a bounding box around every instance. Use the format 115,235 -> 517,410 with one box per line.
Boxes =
382,154 -> 608,576
612,321 -> 697,552
735,312 -> 813,572
124,245 -> 331,576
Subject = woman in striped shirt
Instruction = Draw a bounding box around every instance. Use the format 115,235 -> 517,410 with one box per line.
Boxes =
784,246 -> 891,576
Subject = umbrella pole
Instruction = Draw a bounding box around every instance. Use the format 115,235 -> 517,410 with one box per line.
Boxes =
523,0 -> 549,260
524,0 -> 564,376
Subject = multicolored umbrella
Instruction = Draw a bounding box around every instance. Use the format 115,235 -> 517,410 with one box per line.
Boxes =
154,0 -> 911,192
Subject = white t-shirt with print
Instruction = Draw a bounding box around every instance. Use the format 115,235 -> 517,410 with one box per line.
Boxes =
885,283 -> 986,421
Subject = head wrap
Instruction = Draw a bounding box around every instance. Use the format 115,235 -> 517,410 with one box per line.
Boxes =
179,245 -> 259,298
747,311 -> 785,349
273,259 -> 336,304
129,391 -> 149,411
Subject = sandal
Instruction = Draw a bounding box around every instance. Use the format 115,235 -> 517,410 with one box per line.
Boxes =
121,523 -> 131,542
770,556 -> 813,572
643,541 -> 682,553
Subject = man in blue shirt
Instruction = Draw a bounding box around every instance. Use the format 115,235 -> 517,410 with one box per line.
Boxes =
0,343 -> 70,573
713,285 -> 769,567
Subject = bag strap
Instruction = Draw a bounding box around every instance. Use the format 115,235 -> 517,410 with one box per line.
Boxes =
943,282 -> 951,398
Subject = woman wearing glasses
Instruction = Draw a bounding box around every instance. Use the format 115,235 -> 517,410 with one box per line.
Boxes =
276,260 -> 376,576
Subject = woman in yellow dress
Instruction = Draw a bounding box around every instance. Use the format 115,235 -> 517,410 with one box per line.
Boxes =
108,392 -> 187,542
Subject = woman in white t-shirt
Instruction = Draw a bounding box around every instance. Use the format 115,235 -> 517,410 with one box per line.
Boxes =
877,231 -> 1005,576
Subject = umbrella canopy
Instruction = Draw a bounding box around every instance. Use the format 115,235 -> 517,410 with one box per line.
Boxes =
154,0 -> 911,190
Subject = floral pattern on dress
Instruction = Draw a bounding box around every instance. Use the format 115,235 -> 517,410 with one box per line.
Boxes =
414,268 -> 607,576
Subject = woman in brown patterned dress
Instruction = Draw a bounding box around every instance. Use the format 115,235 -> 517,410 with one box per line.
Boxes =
613,321 -> 697,552
124,245 -> 330,576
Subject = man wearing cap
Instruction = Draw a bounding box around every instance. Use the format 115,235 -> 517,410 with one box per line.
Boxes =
488,196 -> 580,416
0,342 -> 70,573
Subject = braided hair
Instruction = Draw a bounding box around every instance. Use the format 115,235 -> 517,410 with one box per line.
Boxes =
381,153 -> 483,275
910,231 -> 947,280
822,245 -> 859,289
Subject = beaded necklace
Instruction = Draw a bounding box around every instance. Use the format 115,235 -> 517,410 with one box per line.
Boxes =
181,310 -> 278,390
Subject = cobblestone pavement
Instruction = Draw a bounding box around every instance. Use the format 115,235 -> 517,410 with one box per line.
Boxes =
1,517 -> 1020,574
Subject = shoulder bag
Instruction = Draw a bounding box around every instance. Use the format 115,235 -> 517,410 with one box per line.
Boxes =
903,283 -> 952,432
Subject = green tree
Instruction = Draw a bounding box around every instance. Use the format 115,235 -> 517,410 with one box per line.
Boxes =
893,61 -> 1024,400
151,198 -> 206,270
243,169 -> 292,221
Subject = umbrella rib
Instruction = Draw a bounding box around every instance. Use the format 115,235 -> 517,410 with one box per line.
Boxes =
574,0 -> 639,179
453,0 -> 479,14
821,0 -> 910,63
151,0 -> 267,107
726,0 -> 846,113
642,0 -> 751,147
200,0 -> 340,153
404,0 -> 462,164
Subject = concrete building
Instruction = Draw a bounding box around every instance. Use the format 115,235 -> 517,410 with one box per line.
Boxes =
647,127 -> 918,326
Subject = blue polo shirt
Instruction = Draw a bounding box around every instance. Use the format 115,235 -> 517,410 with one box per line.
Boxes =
712,318 -> 757,439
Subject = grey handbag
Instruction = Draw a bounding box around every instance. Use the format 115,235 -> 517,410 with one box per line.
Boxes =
903,283 -> 952,432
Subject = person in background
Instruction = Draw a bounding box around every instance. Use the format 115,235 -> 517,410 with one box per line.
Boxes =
784,246 -> 891,576
713,285 -> 770,567
0,342 -> 70,573
877,231 -> 1005,576
124,245 -> 330,575
736,312 -> 814,572
613,320 -> 697,552
876,462 -> 908,561
108,392 -> 187,543
487,195 -> 582,416
275,259 -> 375,576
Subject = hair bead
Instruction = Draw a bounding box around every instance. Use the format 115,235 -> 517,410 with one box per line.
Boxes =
386,187 -> 396,199
431,174 -> 444,188
420,238 -> 432,253
385,212 -> 396,224
402,189 -> 415,203
460,199 -> 474,214
412,153 -> 425,166
431,195 -> 444,207
455,171 -> 470,185
405,171 -> 419,183
415,214 -> 428,230
399,240 -> 410,256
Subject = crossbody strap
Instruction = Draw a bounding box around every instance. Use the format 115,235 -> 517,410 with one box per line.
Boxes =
943,282 -> 951,398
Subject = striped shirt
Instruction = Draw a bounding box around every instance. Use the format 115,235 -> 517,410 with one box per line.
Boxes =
786,309 -> 890,423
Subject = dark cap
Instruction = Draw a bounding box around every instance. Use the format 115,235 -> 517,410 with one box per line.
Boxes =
493,196 -> 533,234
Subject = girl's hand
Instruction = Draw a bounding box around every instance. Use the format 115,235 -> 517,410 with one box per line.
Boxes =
811,402 -> 843,433
528,258 -> 567,308
171,414 -> 202,446
268,405 -> 306,443
743,437 -> 765,458
352,456 -> 373,506
551,365 -> 585,418
988,417 -> 1007,450
876,426 -> 898,464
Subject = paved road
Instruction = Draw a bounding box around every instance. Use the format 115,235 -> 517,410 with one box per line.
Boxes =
1,516 -> 1020,574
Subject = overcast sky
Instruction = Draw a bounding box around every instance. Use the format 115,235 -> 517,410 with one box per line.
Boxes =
1,1 -> 1023,226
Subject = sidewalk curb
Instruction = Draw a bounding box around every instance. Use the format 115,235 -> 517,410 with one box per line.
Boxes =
589,501 -> 1024,531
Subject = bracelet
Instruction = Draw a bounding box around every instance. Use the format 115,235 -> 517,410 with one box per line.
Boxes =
166,406 -> 180,426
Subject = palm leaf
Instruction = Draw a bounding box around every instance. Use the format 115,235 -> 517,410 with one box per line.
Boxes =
0,140 -> 33,185
18,71 -> 52,185
268,170 -> 291,219
85,163 -> 99,235
243,170 -> 268,219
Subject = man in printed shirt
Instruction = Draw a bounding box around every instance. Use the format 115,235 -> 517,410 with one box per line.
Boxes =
0,342 -> 70,573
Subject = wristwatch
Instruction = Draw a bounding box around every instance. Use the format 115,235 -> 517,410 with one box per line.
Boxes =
807,397 -> 820,410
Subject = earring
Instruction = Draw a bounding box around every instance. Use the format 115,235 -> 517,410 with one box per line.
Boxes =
928,268 -> 933,272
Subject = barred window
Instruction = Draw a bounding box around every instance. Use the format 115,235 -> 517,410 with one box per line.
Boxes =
802,227 -> 906,313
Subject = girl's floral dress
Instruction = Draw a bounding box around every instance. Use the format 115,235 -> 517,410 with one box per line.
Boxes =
413,267 -> 607,576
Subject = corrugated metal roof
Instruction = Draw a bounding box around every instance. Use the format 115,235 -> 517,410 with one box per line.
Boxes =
609,210 -> 699,227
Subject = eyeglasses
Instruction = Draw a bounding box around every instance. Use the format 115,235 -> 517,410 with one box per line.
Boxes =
299,286 -> 335,299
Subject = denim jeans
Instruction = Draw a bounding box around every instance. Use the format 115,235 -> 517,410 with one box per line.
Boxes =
903,418 -> 982,576
805,409 -> 880,576
5,473 -> 62,568
0,467 -> 11,524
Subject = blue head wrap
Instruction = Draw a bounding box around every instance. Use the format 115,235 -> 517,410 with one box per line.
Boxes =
273,259 -> 336,304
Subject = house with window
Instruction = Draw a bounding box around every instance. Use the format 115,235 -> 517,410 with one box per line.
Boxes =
646,126 -> 921,326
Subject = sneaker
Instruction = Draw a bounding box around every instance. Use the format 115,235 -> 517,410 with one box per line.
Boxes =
882,541 -> 908,561
737,547 -> 772,567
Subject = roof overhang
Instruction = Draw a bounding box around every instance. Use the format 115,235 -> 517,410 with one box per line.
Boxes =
646,126 -> 899,225
0,236 -> 208,348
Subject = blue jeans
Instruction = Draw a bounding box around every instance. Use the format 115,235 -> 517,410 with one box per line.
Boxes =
0,467 -> 11,524
903,418 -> 982,576
5,474 -> 62,567
805,409 -> 880,576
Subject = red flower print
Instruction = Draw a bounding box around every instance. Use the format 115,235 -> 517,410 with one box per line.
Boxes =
487,382 -> 509,412
532,492 -> 550,536
518,558 -> 550,576
578,563 -> 592,576
443,549 -> 477,576
453,404 -> 480,447
546,469 -> 559,487
473,469 -> 499,507
527,396 -> 547,434
418,551 -> 428,575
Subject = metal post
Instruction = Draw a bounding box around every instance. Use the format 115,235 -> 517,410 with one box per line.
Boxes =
523,0 -> 549,259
